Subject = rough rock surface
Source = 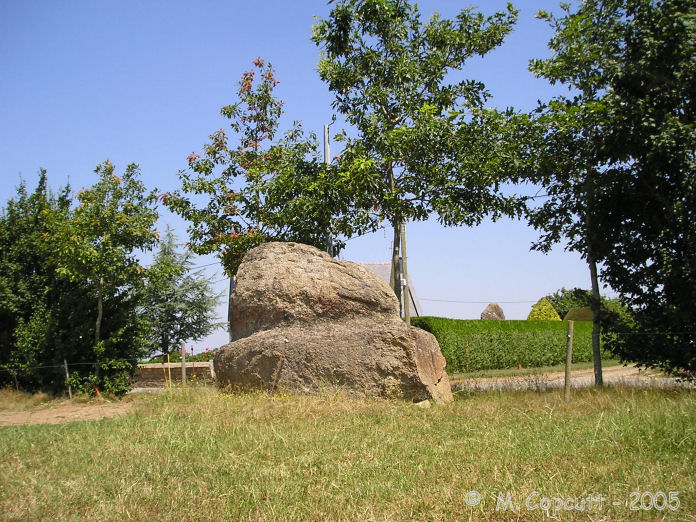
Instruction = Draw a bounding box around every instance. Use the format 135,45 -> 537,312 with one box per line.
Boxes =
214,242 -> 453,403
481,303 -> 506,320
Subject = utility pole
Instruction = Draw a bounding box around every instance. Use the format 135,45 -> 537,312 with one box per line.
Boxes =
401,219 -> 410,324
564,321 -> 574,403
324,117 -> 335,256
227,277 -> 235,342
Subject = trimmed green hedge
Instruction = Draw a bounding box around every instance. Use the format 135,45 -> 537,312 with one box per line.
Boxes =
412,317 -> 611,373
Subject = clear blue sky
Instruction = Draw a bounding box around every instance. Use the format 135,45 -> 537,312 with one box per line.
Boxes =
0,1 -> 599,352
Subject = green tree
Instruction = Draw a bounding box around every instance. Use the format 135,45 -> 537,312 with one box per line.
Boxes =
165,59 -> 373,339
49,160 -> 159,391
545,288 -> 595,320
312,0 -> 525,322
0,170 -> 152,395
590,0 -> 696,378
524,1 -> 627,385
143,228 -> 222,361
527,0 -> 696,379
544,287 -> 632,329
165,59 -> 369,278
0,172 -> 74,391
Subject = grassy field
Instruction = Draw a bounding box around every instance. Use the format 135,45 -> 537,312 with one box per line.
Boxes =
1,386 -> 694,520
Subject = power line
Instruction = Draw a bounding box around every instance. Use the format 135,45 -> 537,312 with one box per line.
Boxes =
421,298 -> 538,304
187,261 -> 219,271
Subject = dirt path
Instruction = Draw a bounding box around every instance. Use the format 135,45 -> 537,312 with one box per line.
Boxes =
0,400 -> 133,427
451,364 -> 692,392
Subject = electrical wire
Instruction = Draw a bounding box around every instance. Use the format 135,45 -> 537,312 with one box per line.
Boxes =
420,298 -> 538,304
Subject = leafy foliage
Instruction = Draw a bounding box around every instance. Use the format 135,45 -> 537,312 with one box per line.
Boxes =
526,298 -> 561,321
545,287 -> 597,320
312,0 -> 528,319
522,0 -> 630,383
0,173 -> 76,391
143,228 -> 222,360
165,59 -> 370,275
591,0 -> 696,378
527,0 -> 696,378
312,0 -> 524,224
544,287 -> 632,327
0,168 -> 156,395
412,317 -> 609,373
44,161 -> 159,394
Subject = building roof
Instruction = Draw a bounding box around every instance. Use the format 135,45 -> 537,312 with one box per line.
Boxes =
359,262 -> 423,318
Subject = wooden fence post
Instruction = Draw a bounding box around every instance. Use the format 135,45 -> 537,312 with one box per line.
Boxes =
64,359 -> 73,400
181,342 -> 186,386
564,320 -> 574,403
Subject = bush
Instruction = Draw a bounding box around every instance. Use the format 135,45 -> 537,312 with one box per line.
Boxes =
412,317 -> 612,373
544,288 -> 633,331
527,298 -> 561,320
564,307 -> 593,321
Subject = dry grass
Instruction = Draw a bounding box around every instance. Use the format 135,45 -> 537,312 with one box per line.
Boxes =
1,386 -> 694,520
0,388 -> 54,411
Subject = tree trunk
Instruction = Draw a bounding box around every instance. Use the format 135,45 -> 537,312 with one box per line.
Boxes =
585,172 -> 603,387
401,219 -> 410,324
94,277 -> 103,378
588,256 -> 603,386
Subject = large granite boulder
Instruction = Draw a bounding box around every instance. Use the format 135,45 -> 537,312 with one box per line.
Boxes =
481,303 -> 506,320
214,242 -> 453,403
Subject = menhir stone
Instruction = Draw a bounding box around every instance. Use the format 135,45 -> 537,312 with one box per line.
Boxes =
214,242 -> 453,403
481,303 -> 505,320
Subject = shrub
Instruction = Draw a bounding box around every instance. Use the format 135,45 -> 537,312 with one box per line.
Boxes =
527,298 -> 561,320
412,317 -> 612,373
564,307 -> 593,321
544,287 -> 633,331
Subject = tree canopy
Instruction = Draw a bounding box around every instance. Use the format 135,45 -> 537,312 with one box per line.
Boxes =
165,59 -> 371,276
143,228 -> 222,361
592,0 -> 696,377
1,166 -> 158,395
523,0 -> 629,384
527,0 -> 696,378
312,0 -> 528,320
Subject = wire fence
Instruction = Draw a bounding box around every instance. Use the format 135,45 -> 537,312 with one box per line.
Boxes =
0,357 -> 214,375
1,329 -> 692,376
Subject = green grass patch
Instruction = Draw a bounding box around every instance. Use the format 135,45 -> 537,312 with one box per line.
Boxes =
0,387 -> 693,520
412,317 -> 613,373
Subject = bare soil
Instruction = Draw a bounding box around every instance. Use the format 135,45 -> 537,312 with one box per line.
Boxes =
0,399 -> 133,427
